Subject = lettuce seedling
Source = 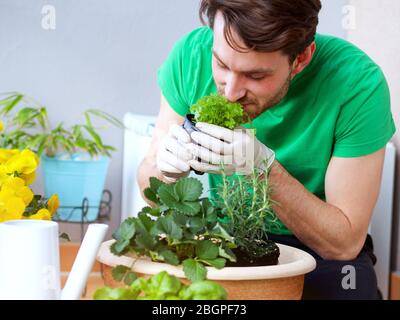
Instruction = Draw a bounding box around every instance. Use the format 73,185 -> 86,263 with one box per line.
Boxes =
93,271 -> 227,300
190,95 -> 246,129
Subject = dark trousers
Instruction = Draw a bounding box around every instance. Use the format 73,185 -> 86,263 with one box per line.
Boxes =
267,233 -> 381,300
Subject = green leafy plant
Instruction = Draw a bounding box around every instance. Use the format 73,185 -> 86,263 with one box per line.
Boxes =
190,94 -> 247,129
214,165 -> 281,264
93,271 -> 227,300
110,176 -> 236,282
0,92 -> 123,157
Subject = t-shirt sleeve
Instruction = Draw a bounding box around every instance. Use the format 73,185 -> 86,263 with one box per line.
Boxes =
333,67 -> 396,157
157,33 -> 192,117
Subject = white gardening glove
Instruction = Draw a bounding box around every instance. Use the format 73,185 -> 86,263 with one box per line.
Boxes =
185,122 -> 275,175
156,124 -> 194,182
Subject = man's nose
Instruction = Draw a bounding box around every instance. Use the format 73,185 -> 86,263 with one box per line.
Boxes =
224,74 -> 246,102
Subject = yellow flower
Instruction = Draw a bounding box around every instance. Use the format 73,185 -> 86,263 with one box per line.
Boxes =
5,149 -> 39,175
29,208 -> 51,220
0,196 -> 26,222
0,148 -> 51,223
47,194 -> 59,216
1,176 -> 34,205
0,120 -> 3,132
20,171 -> 36,185
0,149 -> 19,164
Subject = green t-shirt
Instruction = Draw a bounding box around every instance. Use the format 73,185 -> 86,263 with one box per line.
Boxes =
157,27 -> 396,235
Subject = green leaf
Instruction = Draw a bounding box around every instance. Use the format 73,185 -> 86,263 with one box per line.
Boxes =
156,216 -> 182,240
172,212 -> 188,226
183,259 -> 207,282
124,272 -> 138,286
202,258 -> 226,269
149,177 -> 165,193
84,111 -> 93,128
158,184 -> 179,207
15,107 -> 38,125
160,249 -> 180,266
112,265 -> 130,282
143,187 -> 158,204
93,287 -> 139,300
174,201 -> 201,215
190,94 -> 245,129
188,217 -> 203,234
0,94 -> 23,115
141,206 -> 160,217
137,212 -> 154,231
181,280 -> 227,300
218,246 -> 237,262
112,239 -> 130,254
196,240 -> 219,260
148,271 -> 182,298
210,223 -> 235,243
174,177 -> 203,202
119,218 -> 136,240
84,124 -> 103,148
86,109 -> 124,128
134,230 -> 156,250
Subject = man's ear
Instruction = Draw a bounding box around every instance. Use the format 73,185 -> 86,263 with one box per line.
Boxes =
290,42 -> 316,79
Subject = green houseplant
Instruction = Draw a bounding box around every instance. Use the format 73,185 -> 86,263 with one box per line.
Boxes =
214,166 -> 281,266
0,92 -> 123,222
109,176 -> 236,283
97,171 -> 316,300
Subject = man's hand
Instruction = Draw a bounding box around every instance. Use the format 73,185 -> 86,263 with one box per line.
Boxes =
185,122 -> 275,175
156,124 -> 194,181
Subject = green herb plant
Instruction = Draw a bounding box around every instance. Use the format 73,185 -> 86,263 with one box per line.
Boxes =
0,92 -> 123,157
190,94 -> 247,129
111,176 -> 236,283
93,271 -> 227,300
214,164 -> 281,260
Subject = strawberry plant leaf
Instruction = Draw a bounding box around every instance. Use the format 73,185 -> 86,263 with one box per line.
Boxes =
158,184 -> 179,207
218,246 -> 237,262
112,265 -> 130,282
174,177 -> 203,202
174,201 -> 201,215
183,259 -> 207,282
196,240 -> 219,260
111,239 -> 130,255
143,187 -> 158,204
149,177 -> 165,193
156,216 -> 182,240
124,272 -> 138,286
160,249 -> 180,266
202,258 -> 226,269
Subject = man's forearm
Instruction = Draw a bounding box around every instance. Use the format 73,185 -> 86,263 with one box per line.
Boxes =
268,161 -> 359,260
137,157 -> 166,206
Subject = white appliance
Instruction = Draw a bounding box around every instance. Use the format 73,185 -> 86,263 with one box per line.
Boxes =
121,112 -> 397,299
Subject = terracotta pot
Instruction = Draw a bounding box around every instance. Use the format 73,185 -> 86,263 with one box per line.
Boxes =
97,240 -> 316,300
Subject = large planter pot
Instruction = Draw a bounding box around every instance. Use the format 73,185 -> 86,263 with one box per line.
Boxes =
41,154 -> 110,222
97,240 -> 316,300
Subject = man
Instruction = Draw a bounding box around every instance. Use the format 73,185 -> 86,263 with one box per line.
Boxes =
138,0 -> 395,299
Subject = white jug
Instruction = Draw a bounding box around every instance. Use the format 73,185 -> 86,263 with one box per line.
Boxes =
0,220 -> 108,300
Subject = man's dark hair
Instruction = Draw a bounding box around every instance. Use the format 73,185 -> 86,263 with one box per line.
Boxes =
199,0 -> 322,63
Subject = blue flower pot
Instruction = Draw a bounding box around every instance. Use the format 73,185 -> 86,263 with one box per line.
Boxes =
41,154 -> 110,222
